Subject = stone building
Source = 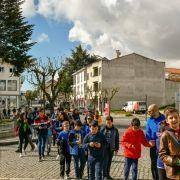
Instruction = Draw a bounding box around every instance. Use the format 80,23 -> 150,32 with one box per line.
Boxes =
72,52 -> 166,110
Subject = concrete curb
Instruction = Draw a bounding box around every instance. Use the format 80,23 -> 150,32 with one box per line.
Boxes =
0,138 -> 37,146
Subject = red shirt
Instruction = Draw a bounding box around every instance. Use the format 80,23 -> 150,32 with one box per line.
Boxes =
121,127 -> 151,159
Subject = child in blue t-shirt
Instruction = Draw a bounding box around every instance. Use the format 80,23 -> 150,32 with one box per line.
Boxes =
56,121 -> 71,179
69,121 -> 85,179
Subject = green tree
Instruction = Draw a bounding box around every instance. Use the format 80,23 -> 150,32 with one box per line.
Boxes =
25,90 -> 38,107
61,45 -> 97,100
0,0 -> 35,75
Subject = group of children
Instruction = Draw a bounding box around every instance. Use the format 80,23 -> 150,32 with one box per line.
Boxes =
14,106 -> 180,180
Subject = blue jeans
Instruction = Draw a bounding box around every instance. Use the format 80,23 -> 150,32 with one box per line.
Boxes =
38,134 -> 47,157
72,149 -> 86,178
124,157 -> 138,180
88,157 -> 103,180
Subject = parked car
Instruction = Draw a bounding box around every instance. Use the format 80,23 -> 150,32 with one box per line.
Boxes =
122,101 -> 146,114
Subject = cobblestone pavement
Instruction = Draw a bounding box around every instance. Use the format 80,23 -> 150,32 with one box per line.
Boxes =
0,128 -> 152,180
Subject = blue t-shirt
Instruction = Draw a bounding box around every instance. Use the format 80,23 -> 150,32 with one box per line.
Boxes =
146,114 -> 165,141
69,129 -> 84,155
57,130 -> 70,153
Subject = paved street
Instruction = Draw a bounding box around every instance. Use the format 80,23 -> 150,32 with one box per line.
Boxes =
0,119 -> 152,180
0,116 -> 152,180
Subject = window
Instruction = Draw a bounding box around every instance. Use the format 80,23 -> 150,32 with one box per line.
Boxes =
0,80 -> 6,91
7,80 -> 17,91
93,81 -> 99,92
93,67 -> 98,77
0,67 -> 4,72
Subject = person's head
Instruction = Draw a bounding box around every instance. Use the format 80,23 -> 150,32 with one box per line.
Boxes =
106,116 -> 113,128
59,112 -> 69,121
164,107 -> 179,131
95,110 -> 99,116
62,121 -> 70,131
87,116 -> 93,125
131,118 -> 141,131
148,104 -> 160,118
73,109 -> 79,114
39,108 -> 44,114
74,120 -> 82,130
90,121 -> 99,134
19,112 -> 25,121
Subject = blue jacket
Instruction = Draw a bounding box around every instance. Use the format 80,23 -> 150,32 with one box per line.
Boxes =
69,129 -> 84,155
83,132 -> 107,160
57,130 -> 70,153
82,124 -> 90,136
146,114 -> 165,141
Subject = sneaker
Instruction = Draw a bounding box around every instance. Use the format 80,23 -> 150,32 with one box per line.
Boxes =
41,156 -> 44,161
23,150 -> 26,156
60,175 -> 64,179
56,154 -> 59,160
19,153 -> 23,158
39,156 -> 42,162
107,175 -> 113,179
30,146 -> 35,151
65,174 -> 70,179
15,149 -> 20,153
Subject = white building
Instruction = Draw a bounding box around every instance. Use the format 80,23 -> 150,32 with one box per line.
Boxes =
0,60 -> 22,109
72,68 -> 86,108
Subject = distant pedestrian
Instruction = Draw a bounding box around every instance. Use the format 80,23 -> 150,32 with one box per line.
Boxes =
146,104 -> 165,180
16,113 -> 30,157
121,118 -> 155,180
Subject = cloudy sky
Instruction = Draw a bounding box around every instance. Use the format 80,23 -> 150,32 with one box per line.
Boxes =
21,0 -> 180,89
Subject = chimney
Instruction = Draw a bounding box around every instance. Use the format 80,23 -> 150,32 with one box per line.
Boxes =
116,50 -> 121,58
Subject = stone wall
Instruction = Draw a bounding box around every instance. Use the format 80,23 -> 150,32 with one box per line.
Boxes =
102,53 -> 165,109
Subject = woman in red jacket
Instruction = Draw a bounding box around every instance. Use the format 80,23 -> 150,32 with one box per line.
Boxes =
121,118 -> 155,180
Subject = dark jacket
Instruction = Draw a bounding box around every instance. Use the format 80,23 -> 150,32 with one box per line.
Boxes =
83,132 -> 107,160
159,129 -> 180,180
101,125 -> 119,151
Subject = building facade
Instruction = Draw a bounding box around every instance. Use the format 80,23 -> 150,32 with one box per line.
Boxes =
0,60 -> 22,109
73,53 -> 166,110
165,68 -> 180,108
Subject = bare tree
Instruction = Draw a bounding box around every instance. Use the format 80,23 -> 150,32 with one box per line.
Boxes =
28,58 -> 64,113
101,87 -> 119,115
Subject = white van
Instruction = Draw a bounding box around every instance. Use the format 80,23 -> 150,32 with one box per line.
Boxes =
122,101 -> 146,113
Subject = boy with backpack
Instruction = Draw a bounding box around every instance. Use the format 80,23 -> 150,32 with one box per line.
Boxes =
121,118 -> 155,180
56,121 -> 71,179
69,121 -> 85,179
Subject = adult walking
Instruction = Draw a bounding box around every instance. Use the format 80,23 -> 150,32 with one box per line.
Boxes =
146,104 -> 165,180
101,116 -> 119,180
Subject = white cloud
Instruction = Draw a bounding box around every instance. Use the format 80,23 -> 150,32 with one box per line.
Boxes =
37,33 -> 50,43
21,0 -> 36,18
25,0 -> 180,68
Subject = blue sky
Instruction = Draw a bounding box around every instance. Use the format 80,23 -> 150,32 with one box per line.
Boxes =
21,0 -> 180,91
22,15 -> 79,91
